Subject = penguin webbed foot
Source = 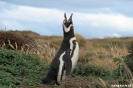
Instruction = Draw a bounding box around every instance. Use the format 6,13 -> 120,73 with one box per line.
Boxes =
41,77 -> 57,85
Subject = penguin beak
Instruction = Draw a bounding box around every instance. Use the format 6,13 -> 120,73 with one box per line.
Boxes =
63,13 -> 73,28
64,12 -> 67,23
64,12 -> 67,20
64,13 -> 73,24
69,13 -> 73,20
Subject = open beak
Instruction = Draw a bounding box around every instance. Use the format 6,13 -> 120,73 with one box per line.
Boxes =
69,13 -> 73,20
64,13 -> 73,23
64,12 -> 67,21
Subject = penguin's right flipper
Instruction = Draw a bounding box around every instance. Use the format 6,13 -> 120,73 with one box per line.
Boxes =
63,49 -> 72,76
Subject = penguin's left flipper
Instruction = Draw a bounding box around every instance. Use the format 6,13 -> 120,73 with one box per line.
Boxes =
63,49 -> 72,76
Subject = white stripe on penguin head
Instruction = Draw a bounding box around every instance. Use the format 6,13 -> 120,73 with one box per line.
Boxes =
63,24 -> 73,32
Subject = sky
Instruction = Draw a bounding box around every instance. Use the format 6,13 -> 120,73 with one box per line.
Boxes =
0,0 -> 133,38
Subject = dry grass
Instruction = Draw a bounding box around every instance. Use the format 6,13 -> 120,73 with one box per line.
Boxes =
0,30 -> 30,49
0,31 -> 131,70
19,39 -> 56,63
79,45 -> 128,72
0,30 -> 133,87
77,35 -> 129,72
1,39 -> 56,63
75,35 -> 133,87
75,34 -> 88,47
92,44 -> 128,71
95,58 -> 133,88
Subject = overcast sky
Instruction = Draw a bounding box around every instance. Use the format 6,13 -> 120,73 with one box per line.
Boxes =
0,0 -> 133,38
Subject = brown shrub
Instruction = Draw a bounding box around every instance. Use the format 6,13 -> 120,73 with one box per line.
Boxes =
75,34 -> 88,47
0,30 -> 30,50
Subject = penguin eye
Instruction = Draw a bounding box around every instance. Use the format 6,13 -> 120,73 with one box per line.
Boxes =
63,20 -> 67,23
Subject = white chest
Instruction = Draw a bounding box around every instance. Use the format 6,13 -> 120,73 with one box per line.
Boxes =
69,37 -> 79,71
57,37 -> 79,83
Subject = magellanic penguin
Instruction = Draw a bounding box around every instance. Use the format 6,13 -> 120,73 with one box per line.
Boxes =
42,13 -> 79,85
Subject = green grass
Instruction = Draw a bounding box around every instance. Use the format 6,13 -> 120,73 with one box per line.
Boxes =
71,62 -> 110,78
0,30 -> 133,87
0,48 -> 49,88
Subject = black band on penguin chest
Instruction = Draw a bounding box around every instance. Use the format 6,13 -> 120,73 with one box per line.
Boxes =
70,40 -> 76,57
59,39 -> 76,80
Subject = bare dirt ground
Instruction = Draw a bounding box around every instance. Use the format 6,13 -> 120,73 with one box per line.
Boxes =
36,77 -> 95,88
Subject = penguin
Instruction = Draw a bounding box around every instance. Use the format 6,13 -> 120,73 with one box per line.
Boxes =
41,13 -> 79,85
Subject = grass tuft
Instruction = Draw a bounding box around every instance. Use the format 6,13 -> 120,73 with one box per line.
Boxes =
0,48 -> 49,88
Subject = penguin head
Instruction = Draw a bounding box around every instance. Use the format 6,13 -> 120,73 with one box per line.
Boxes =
63,13 -> 74,33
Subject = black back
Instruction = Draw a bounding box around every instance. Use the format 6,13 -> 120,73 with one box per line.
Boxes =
42,13 -> 75,85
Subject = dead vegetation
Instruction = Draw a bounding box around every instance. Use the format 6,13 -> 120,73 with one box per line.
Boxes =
0,30 -> 133,87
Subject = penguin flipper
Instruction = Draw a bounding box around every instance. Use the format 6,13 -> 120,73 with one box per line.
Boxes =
63,49 -> 72,76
